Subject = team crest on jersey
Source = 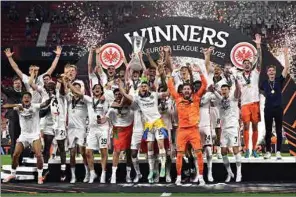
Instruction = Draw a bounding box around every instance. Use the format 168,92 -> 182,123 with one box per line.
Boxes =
99,43 -> 124,69
230,42 -> 257,70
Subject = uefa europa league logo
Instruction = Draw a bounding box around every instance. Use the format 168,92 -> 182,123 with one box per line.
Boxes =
129,36 -> 147,71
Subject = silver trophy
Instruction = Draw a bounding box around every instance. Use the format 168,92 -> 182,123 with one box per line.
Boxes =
128,36 -> 147,71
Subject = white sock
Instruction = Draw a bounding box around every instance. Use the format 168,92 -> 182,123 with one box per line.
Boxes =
11,169 -> 16,176
217,146 -> 221,154
235,153 -> 242,175
148,151 -> 155,171
193,157 -> 200,176
126,166 -> 131,178
159,148 -> 166,169
71,167 -> 75,178
112,166 -> 117,176
61,164 -> 66,171
37,169 -> 43,178
222,155 -> 232,174
205,146 -> 213,173
101,170 -> 106,176
90,169 -> 96,176
43,163 -> 48,170
84,164 -> 89,174
132,157 -> 141,175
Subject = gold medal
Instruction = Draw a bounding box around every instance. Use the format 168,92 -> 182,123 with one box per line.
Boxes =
248,84 -> 251,88
271,90 -> 275,94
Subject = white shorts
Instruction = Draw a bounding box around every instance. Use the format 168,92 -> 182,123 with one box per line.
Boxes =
53,129 -> 67,140
200,126 -> 213,146
68,128 -> 87,148
220,127 -> 240,148
17,133 -> 40,148
86,123 -> 110,150
147,128 -> 165,142
43,127 -> 54,136
210,106 -> 221,129
130,129 -> 143,150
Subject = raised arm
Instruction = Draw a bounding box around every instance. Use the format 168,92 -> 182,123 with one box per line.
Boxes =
95,46 -> 104,75
88,46 -> 95,74
167,77 -> 179,100
163,46 -> 173,72
66,79 -> 83,99
253,34 -> 262,72
203,47 -> 214,74
46,46 -> 62,75
4,48 -> 24,79
28,68 -> 39,91
282,47 -> 290,78
118,79 -> 133,102
196,71 -> 207,98
146,49 -> 158,69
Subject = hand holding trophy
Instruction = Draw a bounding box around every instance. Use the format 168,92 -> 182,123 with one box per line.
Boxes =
128,36 -> 147,71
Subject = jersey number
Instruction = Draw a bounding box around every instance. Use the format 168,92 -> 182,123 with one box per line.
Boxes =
101,138 -> 107,145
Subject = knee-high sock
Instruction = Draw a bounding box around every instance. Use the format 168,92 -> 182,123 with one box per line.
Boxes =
132,157 -> 141,175
244,130 -> 249,149
159,148 -> 166,169
252,130 -> 258,150
235,153 -> 242,175
222,155 -> 232,174
195,151 -> 204,175
176,153 -> 183,176
148,151 -> 155,172
205,146 -> 213,174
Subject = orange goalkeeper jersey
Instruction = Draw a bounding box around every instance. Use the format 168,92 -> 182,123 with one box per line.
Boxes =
167,74 -> 207,128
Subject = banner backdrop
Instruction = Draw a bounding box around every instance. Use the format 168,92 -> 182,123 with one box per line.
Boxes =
91,17 -> 296,154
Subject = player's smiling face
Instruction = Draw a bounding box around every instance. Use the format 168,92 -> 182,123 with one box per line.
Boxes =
93,85 -> 103,96
243,60 -> 252,72
139,83 -> 149,96
114,91 -> 122,101
107,66 -> 115,76
22,94 -> 31,105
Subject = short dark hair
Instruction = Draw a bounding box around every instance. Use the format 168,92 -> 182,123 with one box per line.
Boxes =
113,88 -> 120,94
92,83 -> 104,95
182,83 -> 193,90
22,92 -> 32,98
12,76 -> 21,82
43,74 -> 51,79
266,65 -> 276,71
221,84 -> 230,89
73,82 -> 81,88
242,59 -> 251,64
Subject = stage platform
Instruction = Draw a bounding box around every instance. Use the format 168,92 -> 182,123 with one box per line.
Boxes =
2,182 -> 296,194
2,156 -> 296,183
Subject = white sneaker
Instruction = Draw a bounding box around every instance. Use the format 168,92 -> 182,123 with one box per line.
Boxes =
175,175 -> 182,185
70,177 -> 76,184
236,173 -> 242,182
100,172 -> 106,183
198,175 -> 206,186
217,153 -> 223,159
276,151 -> 282,160
192,174 -> 199,183
83,172 -> 90,183
133,173 -> 142,183
225,172 -> 234,183
207,172 -> 214,182
126,176 -> 132,183
88,173 -> 97,184
166,173 -> 172,183
264,152 -> 271,159
110,174 -> 116,184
